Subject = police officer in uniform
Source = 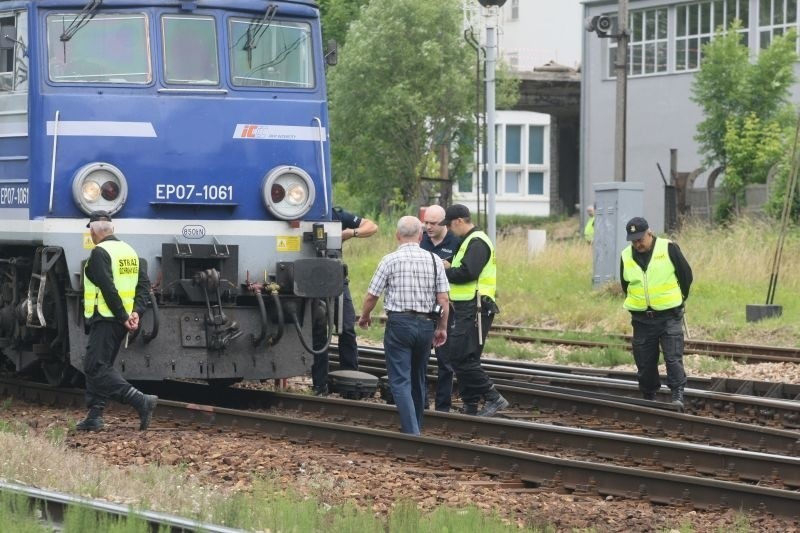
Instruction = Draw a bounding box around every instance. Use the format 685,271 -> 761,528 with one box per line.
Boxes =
620,217 -> 693,407
441,204 -> 507,417
77,211 -> 157,431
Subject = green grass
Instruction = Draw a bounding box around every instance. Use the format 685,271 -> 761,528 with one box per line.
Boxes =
345,216 -> 800,356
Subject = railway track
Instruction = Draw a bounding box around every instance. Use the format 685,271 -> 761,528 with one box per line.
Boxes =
2,378 -> 799,520
489,324 -> 800,363
339,347 -> 800,431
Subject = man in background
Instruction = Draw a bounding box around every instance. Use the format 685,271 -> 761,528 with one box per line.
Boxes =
311,207 -> 378,395
420,205 -> 461,412
583,205 -> 595,243
620,217 -> 693,407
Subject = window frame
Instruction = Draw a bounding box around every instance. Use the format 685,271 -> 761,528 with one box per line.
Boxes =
161,13 -> 220,86
45,11 -> 152,85
227,16 -> 315,89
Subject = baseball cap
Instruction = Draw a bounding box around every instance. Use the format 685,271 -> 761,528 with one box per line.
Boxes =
86,210 -> 112,228
625,217 -> 649,241
439,204 -> 471,226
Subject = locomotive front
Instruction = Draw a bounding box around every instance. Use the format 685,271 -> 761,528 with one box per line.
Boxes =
0,0 -> 343,385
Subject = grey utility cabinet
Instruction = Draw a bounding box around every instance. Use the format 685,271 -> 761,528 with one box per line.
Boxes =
592,182 -> 644,287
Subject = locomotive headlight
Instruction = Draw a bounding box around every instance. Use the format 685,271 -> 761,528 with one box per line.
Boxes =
71,162 -> 128,215
81,181 -> 101,202
262,165 -> 315,220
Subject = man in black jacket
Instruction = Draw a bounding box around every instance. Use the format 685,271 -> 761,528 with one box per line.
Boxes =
77,211 -> 157,431
620,217 -> 693,407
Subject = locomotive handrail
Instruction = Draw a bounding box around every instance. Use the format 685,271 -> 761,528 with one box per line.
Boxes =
141,290 -> 159,343
48,110 -> 59,213
313,116 -> 329,216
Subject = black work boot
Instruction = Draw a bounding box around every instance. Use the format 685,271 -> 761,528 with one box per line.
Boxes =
642,392 -> 656,401
459,403 -> 479,415
478,395 -> 509,417
125,388 -> 158,430
76,408 -> 104,431
671,388 -> 684,408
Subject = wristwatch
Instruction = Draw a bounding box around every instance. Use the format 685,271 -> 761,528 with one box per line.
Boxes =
353,229 -> 359,237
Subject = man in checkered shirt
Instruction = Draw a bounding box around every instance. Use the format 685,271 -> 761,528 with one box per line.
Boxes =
358,216 -> 449,435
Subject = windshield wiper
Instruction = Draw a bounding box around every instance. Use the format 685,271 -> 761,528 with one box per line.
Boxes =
59,0 -> 103,42
243,3 -> 278,68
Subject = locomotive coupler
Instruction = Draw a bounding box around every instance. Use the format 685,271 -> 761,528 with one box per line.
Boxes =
195,268 -> 242,350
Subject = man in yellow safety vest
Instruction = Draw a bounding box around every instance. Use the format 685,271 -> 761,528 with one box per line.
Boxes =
620,217 -> 693,408
77,211 -> 157,431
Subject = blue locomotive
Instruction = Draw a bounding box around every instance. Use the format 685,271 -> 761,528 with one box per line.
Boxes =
0,0 -> 344,386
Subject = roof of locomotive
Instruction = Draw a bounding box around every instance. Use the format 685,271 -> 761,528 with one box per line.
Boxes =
2,0 -> 320,9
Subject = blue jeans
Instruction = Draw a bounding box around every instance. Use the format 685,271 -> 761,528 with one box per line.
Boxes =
631,308 -> 687,395
384,313 -> 435,435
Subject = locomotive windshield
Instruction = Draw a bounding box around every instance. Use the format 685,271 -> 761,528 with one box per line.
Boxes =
228,18 -> 313,88
162,15 -> 219,85
47,13 -> 151,84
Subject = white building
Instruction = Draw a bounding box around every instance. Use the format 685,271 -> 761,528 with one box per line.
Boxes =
455,2 -> 580,217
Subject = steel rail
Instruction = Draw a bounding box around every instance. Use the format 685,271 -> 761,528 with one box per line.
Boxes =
3,378 -> 800,519
345,345 -> 800,401
0,481 -> 242,532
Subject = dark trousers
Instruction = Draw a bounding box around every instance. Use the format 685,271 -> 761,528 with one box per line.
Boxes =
631,308 -> 687,395
433,344 -> 454,411
311,279 -> 359,389
337,280 -> 359,370
448,299 -> 496,406
83,320 -> 133,410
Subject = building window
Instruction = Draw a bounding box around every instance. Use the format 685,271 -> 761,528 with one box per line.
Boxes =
511,0 -> 519,21
529,126 -> 544,164
505,171 -> 521,194
676,0 -> 749,72
759,0 -> 798,49
608,7 -> 668,77
528,172 -> 544,195
458,171 -> 473,193
505,125 -> 522,164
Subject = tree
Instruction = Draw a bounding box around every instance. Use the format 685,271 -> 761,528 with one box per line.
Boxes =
327,0 -> 476,212
318,0 -> 370,47
691,22 -> 797,219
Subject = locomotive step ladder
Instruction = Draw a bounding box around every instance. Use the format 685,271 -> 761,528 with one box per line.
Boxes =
27,247 -> 62,328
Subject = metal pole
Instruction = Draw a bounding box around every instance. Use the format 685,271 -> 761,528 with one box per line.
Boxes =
614,0 -> 629,182
485,7 -> 498,243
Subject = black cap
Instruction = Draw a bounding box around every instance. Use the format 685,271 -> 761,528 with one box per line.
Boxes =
439,204 -> 470,226
86,210 -> 112,228
625,217 -> 649,241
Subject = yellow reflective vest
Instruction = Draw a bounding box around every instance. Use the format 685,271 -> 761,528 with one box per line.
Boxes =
449,230 -> 496,302
621,237 -> 682,311
84,240 -> 139,319
583,216 -> 594,242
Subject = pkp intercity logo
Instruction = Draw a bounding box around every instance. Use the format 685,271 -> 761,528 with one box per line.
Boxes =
233,124 -> 326,142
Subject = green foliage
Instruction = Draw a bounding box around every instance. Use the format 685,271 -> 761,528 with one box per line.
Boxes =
718,113 -> 787,220
692,23 -> 797,170
318,0 -> 370,47
692,22 -> 797,220
0,492 -> 48,533
328,0 -> 477,212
